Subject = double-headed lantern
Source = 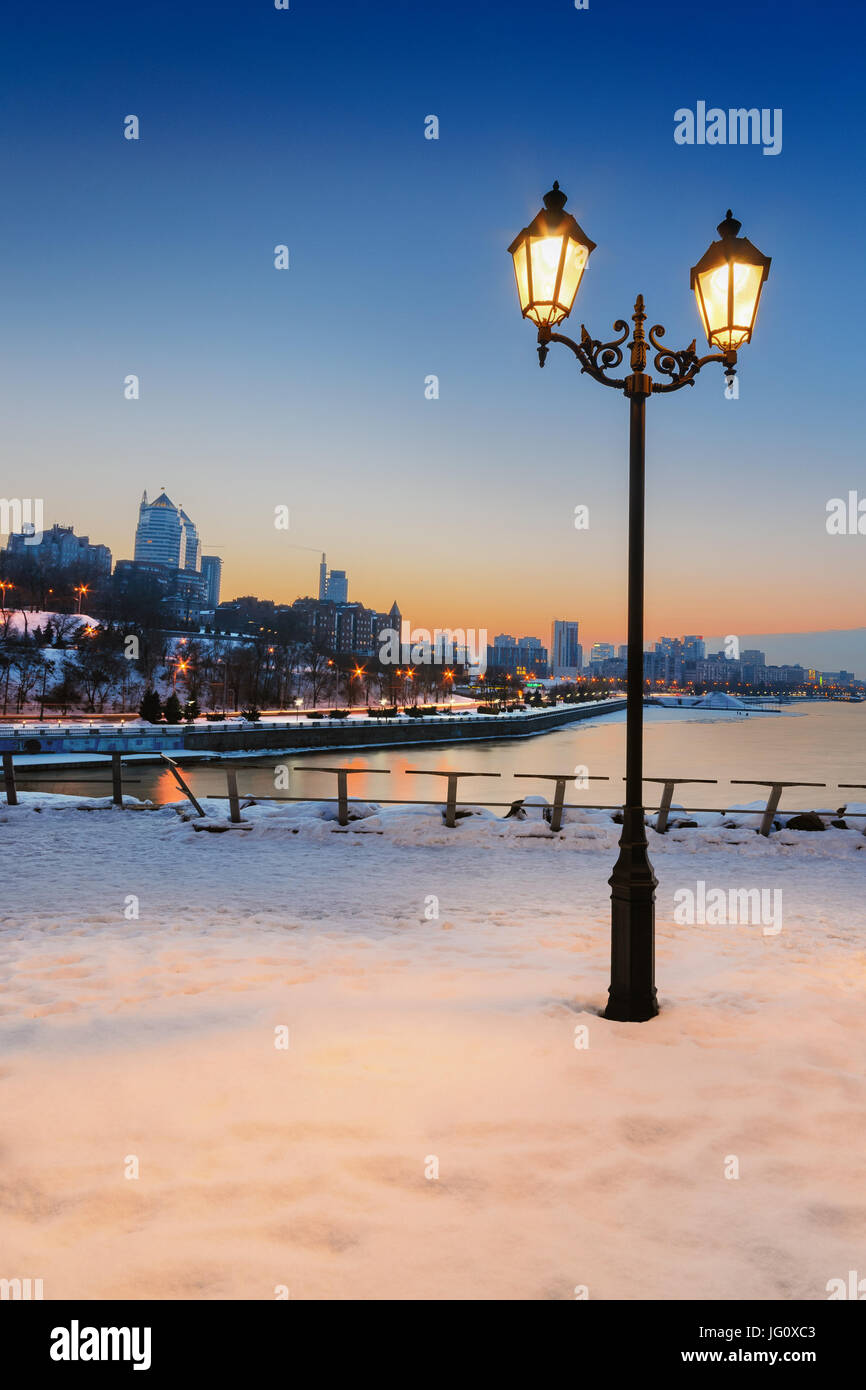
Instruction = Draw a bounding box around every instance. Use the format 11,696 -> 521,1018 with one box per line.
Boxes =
508,181 -> 596,327
690,210 -> 771,352
508,187 -> 771,356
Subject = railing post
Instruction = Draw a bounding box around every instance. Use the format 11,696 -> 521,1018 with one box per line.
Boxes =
111,752 -> 124,806
226,768 -> 241,824
655,779 -> 674,833
405,769 -> 501,827
514,773 -> 610,832
730,780 -> 826,837
2,752 -> 18,806
758,784 -> 782,838
295,767 -> 391,826
550,776 -> 567,832
445,773 -> 459,828
640,777 -> 718,834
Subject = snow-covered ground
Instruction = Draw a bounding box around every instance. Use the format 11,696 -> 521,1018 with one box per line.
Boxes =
0,608 -> 96,636
1,793 -> 864,1300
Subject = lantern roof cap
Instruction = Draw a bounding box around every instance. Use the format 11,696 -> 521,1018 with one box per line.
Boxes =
690,210 -> 771,287
508,181 -> 597,256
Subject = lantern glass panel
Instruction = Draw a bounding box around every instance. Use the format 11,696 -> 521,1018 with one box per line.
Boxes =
512,239 -> 530,315
696,260 -> 764,350
557,238 -> 590,317
528,235 -> 567,312
730,261 -> 764,342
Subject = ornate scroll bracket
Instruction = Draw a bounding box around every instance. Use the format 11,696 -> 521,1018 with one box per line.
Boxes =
648,321 -> 737,394
648,323 -> 700,391
537,318 -> 629,389
537,296 -> 737,393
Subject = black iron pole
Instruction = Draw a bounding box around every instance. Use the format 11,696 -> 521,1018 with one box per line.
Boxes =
534,283 -> 745,1023
605,374 -> 659,1022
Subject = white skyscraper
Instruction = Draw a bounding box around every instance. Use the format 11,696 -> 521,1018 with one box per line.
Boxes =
134,490 -> 182,567
134,491 -> 200,572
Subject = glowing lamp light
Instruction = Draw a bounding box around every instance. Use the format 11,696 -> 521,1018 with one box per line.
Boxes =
508,181 -> 596,327
690,211 -> 771,352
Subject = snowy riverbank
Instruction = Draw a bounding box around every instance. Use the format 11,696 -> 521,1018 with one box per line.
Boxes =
1,795 -> 864,1300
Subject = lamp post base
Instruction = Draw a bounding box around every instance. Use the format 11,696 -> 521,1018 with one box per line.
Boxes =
604,806 -> 659,1022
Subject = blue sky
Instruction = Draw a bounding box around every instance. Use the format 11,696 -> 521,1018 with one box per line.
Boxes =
0,0 -> 863,667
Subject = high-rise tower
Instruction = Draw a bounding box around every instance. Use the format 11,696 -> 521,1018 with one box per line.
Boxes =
134,490 -> 182,567
134,491 -> 200,572
551,620 -> 581,676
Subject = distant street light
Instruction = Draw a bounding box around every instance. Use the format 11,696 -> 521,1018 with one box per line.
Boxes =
509,184 -> 770,1022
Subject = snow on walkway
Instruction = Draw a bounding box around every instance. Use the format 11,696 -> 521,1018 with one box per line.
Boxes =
1,796 -> 864,1300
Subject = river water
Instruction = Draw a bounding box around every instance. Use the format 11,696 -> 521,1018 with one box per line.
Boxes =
15,702 -> 865,814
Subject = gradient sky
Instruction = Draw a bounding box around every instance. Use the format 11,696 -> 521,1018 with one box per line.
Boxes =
1,0 -> 863,668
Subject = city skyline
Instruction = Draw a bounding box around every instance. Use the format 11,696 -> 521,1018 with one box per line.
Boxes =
0,1 -> 863,662
2,490 -> 863,676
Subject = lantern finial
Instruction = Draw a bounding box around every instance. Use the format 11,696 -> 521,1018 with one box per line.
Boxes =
543,181 -> 568,214
717,210 -> 742,239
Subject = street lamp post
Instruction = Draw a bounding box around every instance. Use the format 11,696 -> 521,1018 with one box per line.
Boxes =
508,185 -> 770,1022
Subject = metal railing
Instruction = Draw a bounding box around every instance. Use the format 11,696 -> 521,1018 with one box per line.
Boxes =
4,755 -> 864,838
2,750 -> 142,806
203,769 -> 863,837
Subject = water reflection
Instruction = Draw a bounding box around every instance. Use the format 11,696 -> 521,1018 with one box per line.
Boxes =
15,704 -> 863,815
